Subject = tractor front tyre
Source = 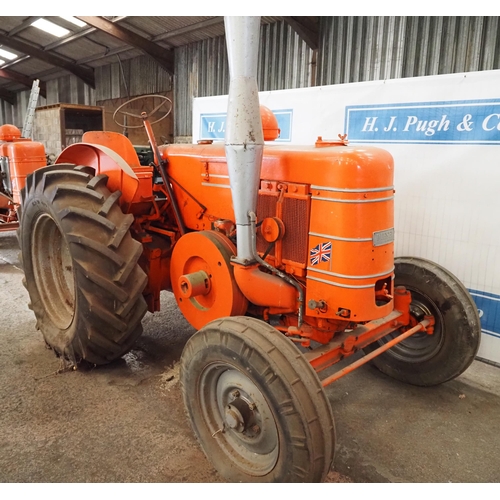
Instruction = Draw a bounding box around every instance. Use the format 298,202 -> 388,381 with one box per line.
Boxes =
18,164 -> 148,365
180,316 -> 336,482
364,256 -> 481,386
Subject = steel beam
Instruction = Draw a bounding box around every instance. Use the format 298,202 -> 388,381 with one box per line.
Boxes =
76,45 -> 131,66
44,16 -> 128,51
283,16 -> 319,50
153,17 -> 224,43
0,32 -> 95,88
0,68 -> 46,98
76,17 -> 225,65
76,16 -> 174,75
7,16 -> 40,37
0,55 -> 30,70
0,87 -> 16,105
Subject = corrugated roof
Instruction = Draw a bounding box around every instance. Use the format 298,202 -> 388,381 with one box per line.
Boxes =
0,16 -> 285,94
6,58 -> 54,75
52,35 -> 123,61
120,16 -> 220,39
16,26 -> 58,47
86,48 -> 144,69
0,16 -> 27,32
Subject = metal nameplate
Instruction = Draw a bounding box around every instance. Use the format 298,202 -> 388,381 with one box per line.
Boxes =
373,228 -> 394,247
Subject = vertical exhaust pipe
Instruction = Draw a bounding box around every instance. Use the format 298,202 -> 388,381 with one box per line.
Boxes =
224,16 -> 263,265
224,16 -> 303,324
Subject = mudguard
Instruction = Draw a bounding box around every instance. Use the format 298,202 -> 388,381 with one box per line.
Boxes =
56,131 -> 145,211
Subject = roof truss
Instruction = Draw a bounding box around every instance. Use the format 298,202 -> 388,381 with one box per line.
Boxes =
76,16 -> 174,75
0,31 -> 95,88
0,68 -> 47,98
283,16 -> 319,50
0,87 -> 16,105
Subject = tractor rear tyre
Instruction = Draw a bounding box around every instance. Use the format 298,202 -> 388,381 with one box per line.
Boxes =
18,164 -> 148,365
180,316 -> 335,482
364,256 -> 481,386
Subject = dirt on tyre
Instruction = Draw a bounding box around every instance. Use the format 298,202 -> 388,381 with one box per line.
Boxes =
180,316 -> 335,482
18,164 -> 148,365
364,256 -> 481,386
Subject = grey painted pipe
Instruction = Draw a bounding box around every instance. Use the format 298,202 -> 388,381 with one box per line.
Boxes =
224,16 -> 264,264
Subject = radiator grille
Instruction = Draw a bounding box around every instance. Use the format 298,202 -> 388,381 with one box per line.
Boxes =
282,197 -> 309,264
256,190 -> 309,267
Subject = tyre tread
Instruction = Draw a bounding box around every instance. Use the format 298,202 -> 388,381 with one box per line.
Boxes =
365,256 -> 481,386
18,164 -> 147,365
180,316 -> 335,483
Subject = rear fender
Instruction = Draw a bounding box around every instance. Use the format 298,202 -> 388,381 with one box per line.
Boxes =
56,143 -> 140,210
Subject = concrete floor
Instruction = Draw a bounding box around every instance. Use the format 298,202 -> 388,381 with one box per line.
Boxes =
1,230 -> 499,483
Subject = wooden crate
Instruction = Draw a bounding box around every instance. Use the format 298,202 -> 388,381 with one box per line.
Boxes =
33,103 -> 104,156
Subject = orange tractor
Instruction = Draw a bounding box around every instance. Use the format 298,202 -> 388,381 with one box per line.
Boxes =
0,124 -> 42,231
3,17 -> 480,482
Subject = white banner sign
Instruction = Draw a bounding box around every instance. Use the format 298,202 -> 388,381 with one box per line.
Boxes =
193,69 -> 500,365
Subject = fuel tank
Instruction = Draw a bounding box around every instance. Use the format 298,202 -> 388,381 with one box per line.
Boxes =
0,140 -> 46,205
163,140 -> 394,322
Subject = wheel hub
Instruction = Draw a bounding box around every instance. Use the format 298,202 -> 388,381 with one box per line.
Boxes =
225,404 -> 245,432
199,364 -> 279,476
384,290 -> 443,362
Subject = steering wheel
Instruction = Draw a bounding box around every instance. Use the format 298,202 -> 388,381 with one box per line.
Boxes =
113,94 -> 172,129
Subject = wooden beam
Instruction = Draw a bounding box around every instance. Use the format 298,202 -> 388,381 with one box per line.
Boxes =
76,16 -> 174,75
0,68 -> 47,98
0,32 -> 95,88
0,87 -> 16,105
283,16 -> 319,50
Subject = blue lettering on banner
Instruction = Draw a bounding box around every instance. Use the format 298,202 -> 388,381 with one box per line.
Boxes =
345,99 -> 500,145
469,289 -> 500,340
200,109 -> 293,142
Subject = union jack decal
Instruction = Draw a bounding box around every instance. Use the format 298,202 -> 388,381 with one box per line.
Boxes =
310,241 -> 332,266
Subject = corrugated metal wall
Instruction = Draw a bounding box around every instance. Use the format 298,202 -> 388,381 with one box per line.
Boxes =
174,20 -> 313,138
2,17 -> 500,136
95,55 -> 172,102
174,36 -> 229,141
0,76 -> 96,130
0,54 -> 171,131
317,16 -> 500,85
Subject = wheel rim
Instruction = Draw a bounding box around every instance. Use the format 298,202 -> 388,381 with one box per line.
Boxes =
31,214 -> 75,330
379,287 -> 444,363
199,363 -> 279,476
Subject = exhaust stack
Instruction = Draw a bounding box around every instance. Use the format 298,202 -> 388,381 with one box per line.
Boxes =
224,16 -> 264,264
